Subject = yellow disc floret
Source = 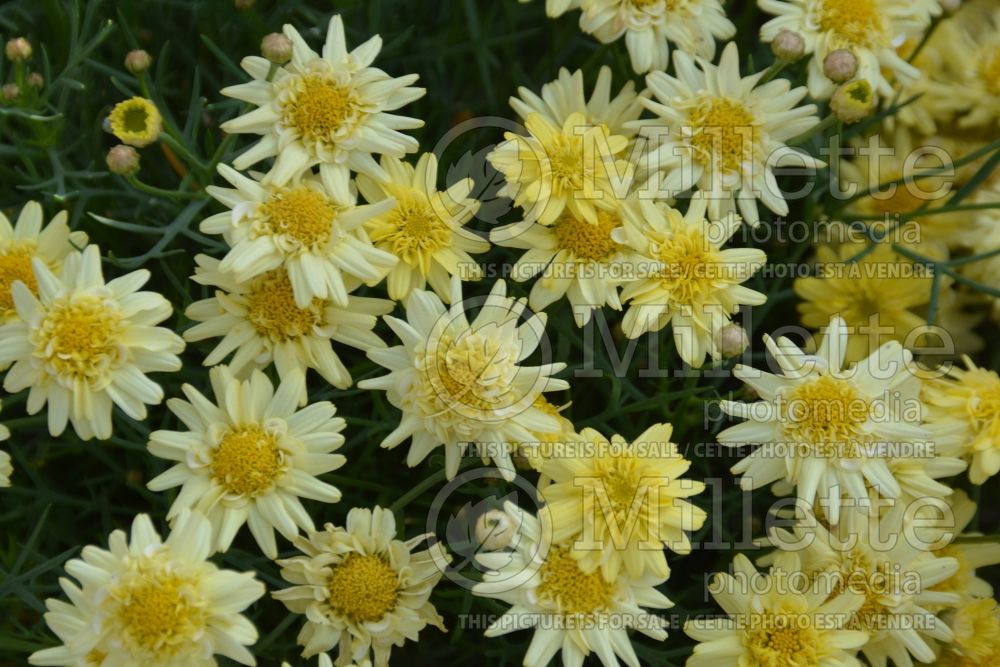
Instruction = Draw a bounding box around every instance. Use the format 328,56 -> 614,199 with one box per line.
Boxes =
688,97 -> 758,173
210,424 -> 284,497
245,270 -> 323,342
34,294 -> 125,384
281,73 -> 360,148
326,553 -> 400,623
553,210 -> 621,262
256,186 -> 337,249
536,546 -> 615,615
0,244 -> 37,315
108,97 -> 162,148
113,568 -> 206,658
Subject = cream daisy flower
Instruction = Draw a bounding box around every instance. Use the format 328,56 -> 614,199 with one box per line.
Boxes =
490,199 -> 641,326
539,422 -> 706,581
147,365 -> 346,559
356,153 -> 488,303
28,510 -> 265,667
184,255 -> 391,403
489,110 -> 634,226
203,165 -> 397,309
717,317 -> 938,525
685,552 -> 868,667
220,15 -> 424,197
922,356 -> 1000,484
273,506 -> 448,667
0,245 -> 183,440
358,278 -> 569,480
766,503 -> 961,667
0,201 -> 87,324
638,42 -> 823,226
473,502 -> 672,667
617,197 -> 767,367
759,0 -> 941,99
509,66 -> 646,139
580,0 -> 736,74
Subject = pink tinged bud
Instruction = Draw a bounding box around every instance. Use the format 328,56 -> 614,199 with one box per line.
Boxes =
1,83 -> 19,101
716,323 -> 749,359
26,72 -> 43,89
771,30 -> 806,62
106,145 -> 141,176
5,37 -> 32,63
261,32 -> 293,64
823,49 -> 859,84
125,49 -> 153,75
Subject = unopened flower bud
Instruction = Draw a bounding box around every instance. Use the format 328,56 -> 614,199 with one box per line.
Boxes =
716,323 -> 749,359
5,37 -> 31,63
1,83 -> 19,101
106,145 -> 141,176
475,509 -> 517,551
771,30 -> 805,62
261,32 -> 292,64
823,49 -> 858,84
125,49 -> 152,75
26,72 -> 43,89
831,79 -> 877,124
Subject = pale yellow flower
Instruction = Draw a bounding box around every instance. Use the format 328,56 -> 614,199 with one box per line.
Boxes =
0,245 -> 183,440
147,365 -> 346,559
273,506 -> 448,667
28,510 -> 265,667
108,97 -> 162,147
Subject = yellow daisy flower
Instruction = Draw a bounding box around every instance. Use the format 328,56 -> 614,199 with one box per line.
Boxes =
685,552 -> 868,667
539,422 -> 706,580
472,502 -> 672,667
513,395 -> 578,473
489,110 -> 633,226
203,165 -> 397,309
766,503 -> 960,666
184,255 -> 391,403
617,197 -> 767,367
759,0 -> 941,99
107,96 -> 162,147
794,241 -> 937,363
0,245 -> 184,440
220,15 -> 424,197
935,598 -> 1000,666
147,365 -> 346,559
717,317 -> 943,525
28,510 -> 265,667
0,201 -> 87,324
358,278 -> 569,481
922,356 -> 1000,484
273,506 -> 448,666
356,153 -> 488,303
490,199 -> 642,327
638,42 -> 823,226
927,5 -> 1000,129
580,0 -> 736,74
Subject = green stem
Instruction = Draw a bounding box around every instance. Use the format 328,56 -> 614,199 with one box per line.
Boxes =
126,176 -> 206,200
789,113 -> 838,146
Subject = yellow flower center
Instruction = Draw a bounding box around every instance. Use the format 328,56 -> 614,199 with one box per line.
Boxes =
368,191 -> 452,266
747,615 -> 819,667
283,73 -> 360,148
968,376 -> 1000,433
85,649 -> 107,666
536,547 -> 615,615
210,424 -> 284,497
0,244 -> 37,316
245,270 -> 323,342
547,134 -> 587,193
257,186 -> 337,249
688,97 -> 758,173
783,375 -> 869,454
819,0 -> 885,47
655,227 -> 722,304
115,572 -> 205,657
421,332 -> 517,413
950,598 -> 1000,662
35,294 -> 125,383
553,210 -> 621,262
979,47 -> 1000,98
326,553 -> 399,623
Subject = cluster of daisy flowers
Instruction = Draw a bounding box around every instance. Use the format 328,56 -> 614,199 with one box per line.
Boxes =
0,0 -> 999,665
